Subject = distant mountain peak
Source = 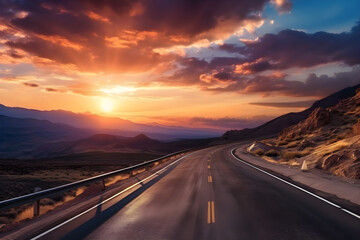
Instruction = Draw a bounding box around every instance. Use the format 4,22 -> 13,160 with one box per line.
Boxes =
133,134 -> 151,141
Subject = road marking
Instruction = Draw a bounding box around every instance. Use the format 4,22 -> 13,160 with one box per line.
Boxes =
207,201 -> 215,224
231,148 -> 360,220
211,201 -> 215,223
207,201 -> 211,223
208,176 -> 213,183
208,165 -> 210,169
31,151 -> 197,240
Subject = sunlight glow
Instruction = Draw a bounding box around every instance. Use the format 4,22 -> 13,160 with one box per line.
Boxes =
100,98 -> 114,113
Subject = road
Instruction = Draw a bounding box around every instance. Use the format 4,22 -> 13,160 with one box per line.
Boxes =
14,144 -> 360,239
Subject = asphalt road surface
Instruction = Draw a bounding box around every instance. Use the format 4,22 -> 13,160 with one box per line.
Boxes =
26,144 -> 360,240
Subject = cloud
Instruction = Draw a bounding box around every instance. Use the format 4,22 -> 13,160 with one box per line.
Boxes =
271,0 -> 292,14
205,67 -> 360,97
221,22 -> 360,72
134,0 -> 268,38
158,21 -> 360,97
23,82 -> 39,87
249,100 -> 315,108
45,87 -> 64,92
0,0 -> 275,74
188,116 -> 274,130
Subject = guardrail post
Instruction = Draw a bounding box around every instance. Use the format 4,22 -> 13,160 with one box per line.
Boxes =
33,187 -> 41,217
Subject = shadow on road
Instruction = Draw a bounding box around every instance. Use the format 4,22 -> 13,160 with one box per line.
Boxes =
60,162 -> 179,239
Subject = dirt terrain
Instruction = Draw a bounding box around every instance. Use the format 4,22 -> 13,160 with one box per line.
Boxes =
247,88 -> 360,179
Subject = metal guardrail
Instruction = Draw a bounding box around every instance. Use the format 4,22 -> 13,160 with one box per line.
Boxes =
0,148 -> 197,213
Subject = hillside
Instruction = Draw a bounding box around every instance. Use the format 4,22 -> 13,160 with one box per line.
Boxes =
30,133 -> 215,158
0,114 -> 216,159
30,134 -> 165,158
0,104 -> 221,140
0,115 -> 92,158
221,84 -> 360,141
250,88 -> 360,179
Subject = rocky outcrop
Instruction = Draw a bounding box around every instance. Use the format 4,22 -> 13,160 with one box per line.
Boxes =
318,147 -> 360,179
280,107 -> 331,139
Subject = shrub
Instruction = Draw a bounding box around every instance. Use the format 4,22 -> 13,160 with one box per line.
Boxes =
287,141 -> 298,148
253,149 -> 264,156
277,140 -> 288,146
294,136 -> 304,141
281,150 -> 310,160
264,149 -> 280,157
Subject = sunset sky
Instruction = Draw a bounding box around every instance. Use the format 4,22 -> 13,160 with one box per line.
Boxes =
1,0 -> 360,130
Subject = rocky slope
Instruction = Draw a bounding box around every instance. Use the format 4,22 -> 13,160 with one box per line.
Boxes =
258,88 -> 360,179
222,84 -> 360,141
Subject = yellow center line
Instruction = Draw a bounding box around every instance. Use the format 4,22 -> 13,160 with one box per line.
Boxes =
208,165 -> 210,169
211,201 -> 215,223
207,201 -> 211,223
207,201 -> 216,224
208,176 -> 212,182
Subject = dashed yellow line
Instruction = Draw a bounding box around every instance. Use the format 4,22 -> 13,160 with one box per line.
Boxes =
208,176 -> 212,183
207,201 -> 211,223
207,201 -> 215,224
211,201 -> 215,223
208,165 -> 210,169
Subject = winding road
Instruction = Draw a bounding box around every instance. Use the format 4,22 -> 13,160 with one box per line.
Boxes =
4,144 -> 360,240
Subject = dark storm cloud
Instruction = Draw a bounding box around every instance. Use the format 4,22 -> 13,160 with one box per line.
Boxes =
158,21 -> 360,96
135,0 -> 268,36
0,0 -> 280,73
221,22 -> 360,72
205,67 -> 360,97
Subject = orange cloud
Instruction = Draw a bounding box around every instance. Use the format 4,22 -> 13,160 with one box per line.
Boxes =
35,34 -> 83,50
86,11 -> 110,23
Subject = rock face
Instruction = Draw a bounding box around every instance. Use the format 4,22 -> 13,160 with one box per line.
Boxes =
273,87 -> 360,179
280,86 -> 360,141
319,146 -> 360,179
280,108 -> 331,139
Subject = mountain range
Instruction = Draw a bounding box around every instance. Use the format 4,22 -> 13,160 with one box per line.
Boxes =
0,104 -> 222,140
0,113 -> 216,159
221,84 -> 360,141
2,84 -> 360,159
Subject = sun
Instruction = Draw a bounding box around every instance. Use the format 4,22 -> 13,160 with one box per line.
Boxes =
100,98 -> 114,113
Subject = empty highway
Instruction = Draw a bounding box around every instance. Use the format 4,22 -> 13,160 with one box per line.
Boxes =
4,144 -> 360,240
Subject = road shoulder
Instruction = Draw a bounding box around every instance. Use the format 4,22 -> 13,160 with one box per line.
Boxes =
234,145 -> 360,207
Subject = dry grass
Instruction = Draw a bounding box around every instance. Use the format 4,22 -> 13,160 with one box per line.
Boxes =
253,149 -> 264,156
264,149 -> 280,157
281,150 -> 310,161
320,144 -> 349,157
276,140 -> 288,147
286,141 -> 299,148
0,151 -> 163,226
